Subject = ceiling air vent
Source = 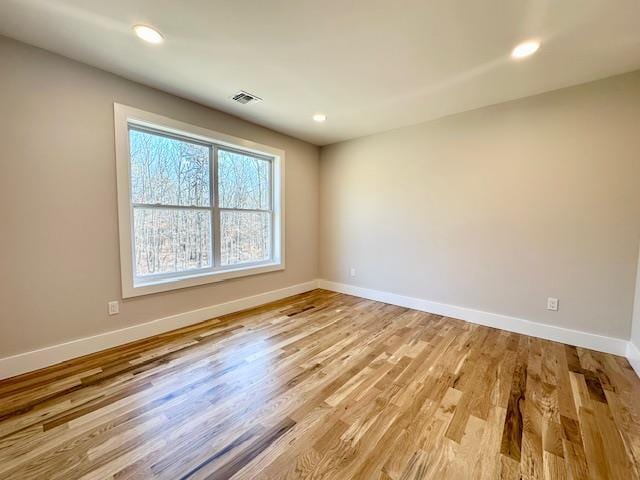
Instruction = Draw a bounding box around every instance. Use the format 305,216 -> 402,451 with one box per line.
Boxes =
231,90 -> 263,105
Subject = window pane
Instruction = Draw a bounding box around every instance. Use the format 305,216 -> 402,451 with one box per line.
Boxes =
218,149 -> 270,210
130,128 -> 211,207
133,207 -> 212,276
221,211 -> 271,266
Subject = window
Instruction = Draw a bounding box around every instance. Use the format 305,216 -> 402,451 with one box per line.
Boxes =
115,104 -> 284,297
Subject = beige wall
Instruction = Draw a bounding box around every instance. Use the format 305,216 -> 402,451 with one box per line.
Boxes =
1,34 -> 639,360
0,36 -> 319,356
320,71 -> 640,340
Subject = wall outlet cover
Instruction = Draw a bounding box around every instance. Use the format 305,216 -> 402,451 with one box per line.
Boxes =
108,301 -> 120,315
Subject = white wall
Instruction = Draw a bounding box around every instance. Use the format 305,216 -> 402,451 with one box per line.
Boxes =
320,70 -> 640,341
0,36 -> 320,357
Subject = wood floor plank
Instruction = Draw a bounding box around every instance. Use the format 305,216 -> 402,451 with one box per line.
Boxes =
1,289 -> 638,479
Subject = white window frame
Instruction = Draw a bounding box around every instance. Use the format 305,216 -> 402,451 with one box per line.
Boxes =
114,103 -> 285,298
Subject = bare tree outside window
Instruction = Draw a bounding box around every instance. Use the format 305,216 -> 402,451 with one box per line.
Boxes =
128,128 -> 273,281
218,149 -> 271,266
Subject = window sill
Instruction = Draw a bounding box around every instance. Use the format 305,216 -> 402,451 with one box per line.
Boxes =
123,262 -> 284,298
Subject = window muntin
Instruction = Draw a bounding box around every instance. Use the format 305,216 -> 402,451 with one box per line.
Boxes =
127,126 -> 275,286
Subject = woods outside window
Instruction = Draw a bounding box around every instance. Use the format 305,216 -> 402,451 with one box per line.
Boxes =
114,104 -> 284,297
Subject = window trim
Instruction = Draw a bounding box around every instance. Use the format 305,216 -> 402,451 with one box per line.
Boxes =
114,103 -> 285,298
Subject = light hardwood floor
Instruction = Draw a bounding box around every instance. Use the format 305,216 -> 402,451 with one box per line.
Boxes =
1,289 -> 639,479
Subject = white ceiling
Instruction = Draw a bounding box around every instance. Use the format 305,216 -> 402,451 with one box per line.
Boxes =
1,0 -> 639,146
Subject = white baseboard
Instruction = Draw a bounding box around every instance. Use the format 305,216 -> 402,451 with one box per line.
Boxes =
318,279 -> 630,357
0,280 -> 320,380
627,341 -> 640,377
2,278 -> 636,381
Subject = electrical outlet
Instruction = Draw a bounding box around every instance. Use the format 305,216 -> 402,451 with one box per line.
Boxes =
547,297 -> 559,311
350,267 -> 356,277
108,301 -> 120,315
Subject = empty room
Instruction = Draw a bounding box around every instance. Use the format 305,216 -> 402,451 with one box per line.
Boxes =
1,1 -> 640,479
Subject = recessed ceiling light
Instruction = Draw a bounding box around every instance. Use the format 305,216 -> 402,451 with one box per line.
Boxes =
313,113 -> 327,123
133,25 -> 164,44
511,40 -> 540,59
